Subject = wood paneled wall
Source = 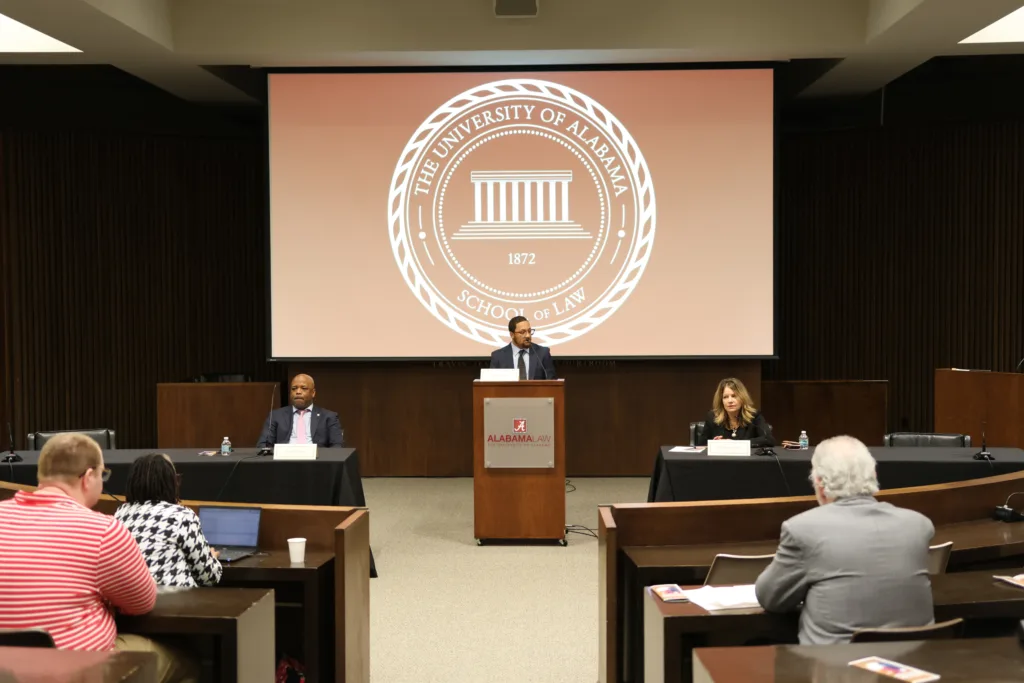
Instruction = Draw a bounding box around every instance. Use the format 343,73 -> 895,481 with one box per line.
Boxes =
0,127 -> 283,449
298,360 -> 759,476
766,121 -> 1024,436
3,72 -> 1024,476
762,380 -> 888,446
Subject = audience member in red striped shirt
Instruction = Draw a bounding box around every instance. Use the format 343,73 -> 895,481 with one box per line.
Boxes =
0,432 -> 196,683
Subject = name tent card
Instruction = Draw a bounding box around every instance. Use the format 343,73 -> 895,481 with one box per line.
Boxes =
706,439 -> 752,457
479,369 -> 520,382
273,444 -> 318,461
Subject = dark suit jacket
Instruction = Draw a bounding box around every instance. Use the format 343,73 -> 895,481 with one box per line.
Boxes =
695,410 -> 775,447
489,343 -> 557,380
257,404 -> 344,448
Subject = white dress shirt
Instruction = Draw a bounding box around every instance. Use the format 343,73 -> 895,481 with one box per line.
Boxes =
512,343 -> 530,379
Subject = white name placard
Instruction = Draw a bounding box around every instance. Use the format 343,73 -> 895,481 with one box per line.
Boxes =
273,444 -> 318,461
478,369 -> 520,381
706,439 -> 752,457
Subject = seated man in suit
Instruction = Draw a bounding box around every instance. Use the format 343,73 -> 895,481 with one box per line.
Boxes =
257,374 -> 344,448
755,435 -> 934,644
489,316 -> 556,380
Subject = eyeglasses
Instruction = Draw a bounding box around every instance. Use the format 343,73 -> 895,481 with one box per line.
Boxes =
514,329 -> 535,335
80,467 -> 112,483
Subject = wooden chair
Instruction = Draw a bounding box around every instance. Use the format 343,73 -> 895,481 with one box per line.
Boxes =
928,541 -> 953,574
703,553 -> 775,586
851,618 -> 964,643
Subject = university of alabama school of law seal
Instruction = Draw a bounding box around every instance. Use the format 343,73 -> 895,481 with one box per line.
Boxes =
388,79 -> 656,348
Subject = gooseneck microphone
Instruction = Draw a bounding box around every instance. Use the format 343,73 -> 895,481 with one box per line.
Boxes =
256,383 -> 279,457
3,422 -> 21,483
1015,356 -> 1024,373
2,422 -> 22,464
755,425 -> 791,496
973,421 -> 994,462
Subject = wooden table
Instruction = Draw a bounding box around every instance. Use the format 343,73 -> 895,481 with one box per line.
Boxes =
623,518 -> 1024,683
117,587 -> 275,683
0,647 -> 157,682
220,550 -> 334,683
692,637 -> 1024,683
644,570 -> 1024,683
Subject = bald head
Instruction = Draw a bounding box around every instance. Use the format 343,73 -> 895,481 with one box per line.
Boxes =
289,374 -> 316,409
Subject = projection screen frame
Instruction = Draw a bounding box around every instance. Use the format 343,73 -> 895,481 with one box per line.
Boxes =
263,62 -> 780,362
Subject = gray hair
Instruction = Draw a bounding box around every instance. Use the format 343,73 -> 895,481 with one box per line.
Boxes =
810,435 -> 879,500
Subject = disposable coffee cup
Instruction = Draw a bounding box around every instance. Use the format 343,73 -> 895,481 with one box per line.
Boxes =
288,537 -> 307,564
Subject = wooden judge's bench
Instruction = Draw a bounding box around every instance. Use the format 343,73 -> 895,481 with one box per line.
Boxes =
157,382 -> 280,448
934,369 -> 1024,447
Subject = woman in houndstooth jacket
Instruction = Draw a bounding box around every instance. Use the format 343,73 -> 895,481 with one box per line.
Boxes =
114,453 -> 222,588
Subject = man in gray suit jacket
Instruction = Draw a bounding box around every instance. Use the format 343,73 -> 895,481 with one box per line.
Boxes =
754,435 -> 934,644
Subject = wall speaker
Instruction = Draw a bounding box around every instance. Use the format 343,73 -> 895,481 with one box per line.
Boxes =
495,0 -> 539,18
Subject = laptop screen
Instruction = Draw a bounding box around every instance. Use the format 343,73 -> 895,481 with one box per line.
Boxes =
198,506 -> 261,547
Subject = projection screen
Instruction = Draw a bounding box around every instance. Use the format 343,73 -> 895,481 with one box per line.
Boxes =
267,68 -> 774,359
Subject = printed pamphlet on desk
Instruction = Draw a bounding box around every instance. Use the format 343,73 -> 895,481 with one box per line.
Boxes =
680,584 -> 760,611
993,574 -> 1024,589
650,584 -> 689,602
668,446 -> 706,453
848,656 -> 940,682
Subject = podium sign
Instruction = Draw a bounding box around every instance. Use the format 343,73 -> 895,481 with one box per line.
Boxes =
483,397 -> 555,468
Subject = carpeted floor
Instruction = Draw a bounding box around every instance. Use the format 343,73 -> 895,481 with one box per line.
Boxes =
361,477 -> 648,683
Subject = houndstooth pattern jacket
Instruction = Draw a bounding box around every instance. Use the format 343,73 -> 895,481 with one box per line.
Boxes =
114,500 -> 223,588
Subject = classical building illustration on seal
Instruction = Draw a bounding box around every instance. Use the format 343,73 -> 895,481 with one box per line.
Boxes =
454,170 -> 589,240
388,79 -> 656,348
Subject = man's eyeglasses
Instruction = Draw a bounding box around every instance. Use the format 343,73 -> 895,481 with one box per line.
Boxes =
80,467 -> 112,483
514,329 -> 535,335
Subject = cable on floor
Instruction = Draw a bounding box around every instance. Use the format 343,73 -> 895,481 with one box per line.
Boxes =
565,524 -> 597,539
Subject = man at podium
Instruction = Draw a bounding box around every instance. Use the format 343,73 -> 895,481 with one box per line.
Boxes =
257,373 -> 344,448
489,316 -> 557,380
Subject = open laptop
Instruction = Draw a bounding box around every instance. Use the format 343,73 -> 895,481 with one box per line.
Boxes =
198,505 -> 261,562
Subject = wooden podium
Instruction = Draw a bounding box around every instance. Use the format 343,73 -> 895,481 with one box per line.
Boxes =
934,369 -> 1024,447
157,382 -> 280,449
473,380 -> 566,544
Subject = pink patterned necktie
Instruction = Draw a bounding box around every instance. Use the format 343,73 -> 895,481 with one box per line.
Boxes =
295,409 -> 308,443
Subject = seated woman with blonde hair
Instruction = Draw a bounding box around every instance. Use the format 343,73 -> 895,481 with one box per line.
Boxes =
696,377 -> 776,447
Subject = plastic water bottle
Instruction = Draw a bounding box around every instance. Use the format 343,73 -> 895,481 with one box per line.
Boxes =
220,436 -> 232,456
799,431 -> 809,450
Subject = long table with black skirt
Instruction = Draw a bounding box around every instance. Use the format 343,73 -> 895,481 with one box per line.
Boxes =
4,447 -> 378,577
647,446 -> 1024,502
4,447 -> 367,506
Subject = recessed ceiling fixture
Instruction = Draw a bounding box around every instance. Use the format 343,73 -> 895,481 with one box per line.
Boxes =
0,12 -> 80,52
961,4 -> 1024,44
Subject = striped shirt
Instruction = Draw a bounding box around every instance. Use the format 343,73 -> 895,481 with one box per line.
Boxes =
0,489 -> 157,650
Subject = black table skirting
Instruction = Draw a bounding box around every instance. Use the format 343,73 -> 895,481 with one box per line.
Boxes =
648,446 -> 1024,502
